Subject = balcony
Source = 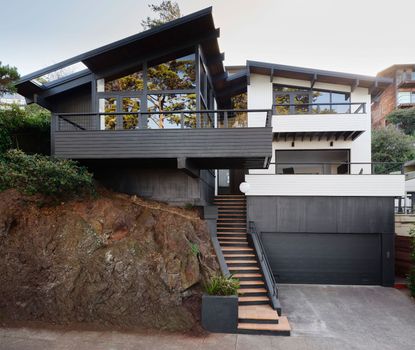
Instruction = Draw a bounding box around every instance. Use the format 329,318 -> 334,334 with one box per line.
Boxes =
51,109 -> 273,169
397,72 -> 415,88
397,92 -> 415,108
245,162 -> 405,197
271,102 -> 367,141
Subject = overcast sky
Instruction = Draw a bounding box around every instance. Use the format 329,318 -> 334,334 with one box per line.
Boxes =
1,0 -> 414,77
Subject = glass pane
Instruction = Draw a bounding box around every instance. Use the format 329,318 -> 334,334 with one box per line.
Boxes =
104,71 -> 144,91
274,94 -> 290,114
122,97 -> 140,129
398,92 -> 410,104
99,98 -> 117,130
146,93 -> 196,129
228,112 -> 248,127
331,92 -> 350,113
274,85 -> 309,92
294,94 -> 309,114
312,90 -> 330,112
147,54 -> 196,90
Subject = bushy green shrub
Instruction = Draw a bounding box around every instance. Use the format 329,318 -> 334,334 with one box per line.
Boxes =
0,104 -> 50,154
0,149 -> 94,199
409,226 -> 415,297
204,274 -> 240,296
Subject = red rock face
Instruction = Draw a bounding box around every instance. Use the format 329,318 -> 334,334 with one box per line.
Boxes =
0,189 -> 219,331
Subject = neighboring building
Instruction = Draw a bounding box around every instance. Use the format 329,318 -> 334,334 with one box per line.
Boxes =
14,7 -> 405,335
372,64 -> 415,128
0,92 -> 26,108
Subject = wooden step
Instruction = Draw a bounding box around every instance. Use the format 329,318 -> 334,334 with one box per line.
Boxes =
217,227 -> 247,230
237,316 -> 291,336
218,217 -> 246,221
221,247 -> 254,252
225,260 -> 258,264
217,236 -> 247,240
224,254 -> 256,258
219,241 -> 249,247
238,305 -> 279,324
239,280 -> 265,287
229,266 -> 260,271
239,296 -> 270,305
233,273 -> 262,278
238,288 -> 268,295
217,231 -> 247,234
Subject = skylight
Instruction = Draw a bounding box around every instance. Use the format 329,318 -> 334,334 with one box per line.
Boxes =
30,61 -> 88,87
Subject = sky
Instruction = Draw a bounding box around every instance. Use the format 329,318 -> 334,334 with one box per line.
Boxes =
1,0 -> 415,77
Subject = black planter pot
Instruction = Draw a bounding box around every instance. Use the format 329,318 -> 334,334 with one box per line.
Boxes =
201,294 -> 238,333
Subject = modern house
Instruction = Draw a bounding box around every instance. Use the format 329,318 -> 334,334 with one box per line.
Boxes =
372,64 -> 415,128
15,7 -> 405,335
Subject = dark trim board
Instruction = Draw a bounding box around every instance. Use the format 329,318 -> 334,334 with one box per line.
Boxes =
246,196 -> 395,286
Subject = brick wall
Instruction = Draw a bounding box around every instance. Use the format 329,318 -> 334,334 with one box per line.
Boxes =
372,83 -> 396,128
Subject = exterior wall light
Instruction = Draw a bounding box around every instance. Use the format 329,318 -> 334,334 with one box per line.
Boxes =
239,182 -> 250,194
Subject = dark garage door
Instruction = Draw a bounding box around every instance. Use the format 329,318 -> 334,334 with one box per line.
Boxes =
262,232 -> 382,285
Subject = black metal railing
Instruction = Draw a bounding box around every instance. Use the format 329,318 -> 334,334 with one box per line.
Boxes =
273,102 -> 366,115
395,194 -> 415,214
269,162 -> 404,175
248,221 -> 281,314
54,109 -> 272,131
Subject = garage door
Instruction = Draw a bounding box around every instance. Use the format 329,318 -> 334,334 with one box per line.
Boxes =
262,232 -> 382,285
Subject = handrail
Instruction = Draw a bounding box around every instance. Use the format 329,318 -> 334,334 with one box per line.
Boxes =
54,109 -> 273,131
248,221 -> 281,313
270,161 -> 405,175
272,102 -> 366,115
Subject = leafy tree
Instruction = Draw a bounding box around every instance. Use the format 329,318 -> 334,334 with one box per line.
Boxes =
372,125 -> 415,174
386,108 -> 415,136
0,62 -> 20,95
141,1 -> 181,30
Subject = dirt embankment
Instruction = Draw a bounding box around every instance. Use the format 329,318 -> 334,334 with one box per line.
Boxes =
0,189 -> 219,331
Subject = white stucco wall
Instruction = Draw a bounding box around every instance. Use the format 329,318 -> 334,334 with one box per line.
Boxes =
247,73 -> 372,174
244,174 -> 405,197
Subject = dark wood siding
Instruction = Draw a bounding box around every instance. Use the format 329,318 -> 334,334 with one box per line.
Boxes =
247,196 -> 395,286
53,127 -> 272,168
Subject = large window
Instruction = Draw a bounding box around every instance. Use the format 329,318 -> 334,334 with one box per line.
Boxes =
147,54 -> 196,90
274,85 -> 351,114
96,52 -> 206,129
397,91 -> 415,104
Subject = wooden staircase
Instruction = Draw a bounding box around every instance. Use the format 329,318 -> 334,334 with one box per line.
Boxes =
214,194 -> 291,336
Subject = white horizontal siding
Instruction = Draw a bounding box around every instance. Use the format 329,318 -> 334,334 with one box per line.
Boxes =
272,114 -> 368,133
244,174 -> 405,197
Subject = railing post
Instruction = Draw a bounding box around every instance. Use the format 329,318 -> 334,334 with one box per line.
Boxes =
116,114 -> 123,130
180,112 -> 184,129
362,103 -> 366,114
224,111 -> 228,128
196,111 -> 201,128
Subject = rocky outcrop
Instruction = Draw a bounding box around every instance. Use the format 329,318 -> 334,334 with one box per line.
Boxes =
0,189 -> 219,331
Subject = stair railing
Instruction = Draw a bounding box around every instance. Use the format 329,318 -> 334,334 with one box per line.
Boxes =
248,221 -> 281,313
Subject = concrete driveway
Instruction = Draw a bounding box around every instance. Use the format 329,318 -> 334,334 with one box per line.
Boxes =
0,285 -> 414,350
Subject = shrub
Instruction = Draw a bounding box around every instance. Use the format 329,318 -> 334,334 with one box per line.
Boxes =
0,149 -> 94,199
409,226 -> 415,297
204,274 -> 240,296
0,104 -> 50,154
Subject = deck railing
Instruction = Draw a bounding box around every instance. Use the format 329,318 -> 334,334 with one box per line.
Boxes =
248,221 -> 281,314
54,109 -> 272,131
273,102 -> 366,115
270,162 -> 404,175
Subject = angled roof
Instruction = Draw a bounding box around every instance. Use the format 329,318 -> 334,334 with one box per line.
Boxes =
247,61 -> 392,97
16,7 -> 226,99
377,64 -> 415,77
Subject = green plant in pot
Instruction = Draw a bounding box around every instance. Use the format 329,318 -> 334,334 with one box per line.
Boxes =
201,274 -> 240,333
204,274 -> 240,296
